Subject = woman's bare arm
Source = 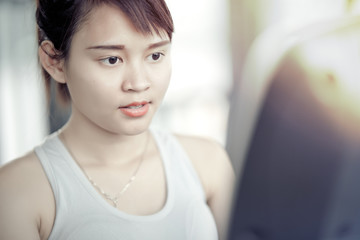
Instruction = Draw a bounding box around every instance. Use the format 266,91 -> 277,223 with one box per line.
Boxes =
176,135 -> 235,240
0,153 -> 54,240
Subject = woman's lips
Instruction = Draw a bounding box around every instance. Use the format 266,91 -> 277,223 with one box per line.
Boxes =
119,101 -> 150,117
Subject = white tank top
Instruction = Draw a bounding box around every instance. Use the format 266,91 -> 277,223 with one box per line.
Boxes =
35,130 -> 218,240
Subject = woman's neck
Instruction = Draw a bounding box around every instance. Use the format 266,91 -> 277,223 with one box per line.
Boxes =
59,111 -> 150,167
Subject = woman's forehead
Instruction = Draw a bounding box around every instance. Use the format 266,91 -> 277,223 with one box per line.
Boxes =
73,4 -> 169,48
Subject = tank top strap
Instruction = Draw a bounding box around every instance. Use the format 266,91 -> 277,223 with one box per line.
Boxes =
150,129 -> 206,201
34,132 -> 64,204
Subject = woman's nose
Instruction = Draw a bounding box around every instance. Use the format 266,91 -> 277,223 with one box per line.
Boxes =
122,63 -> 151,92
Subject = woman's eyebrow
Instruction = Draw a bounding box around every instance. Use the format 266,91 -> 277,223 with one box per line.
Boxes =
86,45 -> 125,50
86,40 -> 170,51
147,40 -> 171,50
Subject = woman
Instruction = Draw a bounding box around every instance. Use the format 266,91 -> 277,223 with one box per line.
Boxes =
0,0 -> 234,239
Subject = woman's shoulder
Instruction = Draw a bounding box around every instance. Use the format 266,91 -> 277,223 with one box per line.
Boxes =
0,151 -> 40,186
153,129 -> 228,160
174,134 -> 228,163
174,134 -> 234,198
0,151 -> 50,207
0,151 -> 43,186
0,151 -> 55,239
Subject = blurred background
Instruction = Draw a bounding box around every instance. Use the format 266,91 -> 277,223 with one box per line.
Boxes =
1,0 -> 360,165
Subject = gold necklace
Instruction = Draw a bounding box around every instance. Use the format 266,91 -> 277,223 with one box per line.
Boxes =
86,132 -> 150,208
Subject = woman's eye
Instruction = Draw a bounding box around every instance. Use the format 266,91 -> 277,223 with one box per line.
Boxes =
147,52 -> 164,62
101,56 -> 122,66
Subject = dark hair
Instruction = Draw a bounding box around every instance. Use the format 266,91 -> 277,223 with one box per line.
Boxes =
36,0 -> 174,104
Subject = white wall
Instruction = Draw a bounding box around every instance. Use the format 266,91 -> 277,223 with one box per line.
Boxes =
0,2 -> 48,164
150,0 -> 233,144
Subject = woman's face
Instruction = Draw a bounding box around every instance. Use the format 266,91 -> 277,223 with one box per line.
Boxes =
64,4 -> 172,135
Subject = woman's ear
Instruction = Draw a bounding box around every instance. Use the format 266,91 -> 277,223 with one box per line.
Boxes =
38,40 -> 66,84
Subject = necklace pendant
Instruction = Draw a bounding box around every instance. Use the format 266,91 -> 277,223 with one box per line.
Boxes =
113,198 -> 119,208
104,194 -> 119,208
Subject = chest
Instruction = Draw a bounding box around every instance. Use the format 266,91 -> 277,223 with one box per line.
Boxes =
36,132 -> 218,239
45,164 -> 217,240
